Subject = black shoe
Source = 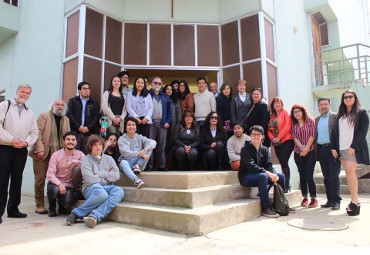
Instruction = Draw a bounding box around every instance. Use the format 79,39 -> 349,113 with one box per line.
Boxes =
332,203 -> 340,210
48,210 -> 57,217
321,201 -> 333,208
8,211 -> 27,218
58,207 -> 69,215
0,217 -> 2,224
157,167 -> 168,171
65,213 -> 78,225
262,207 -> 280,218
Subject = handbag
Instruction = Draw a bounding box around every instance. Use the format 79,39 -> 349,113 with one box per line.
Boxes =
271,182 -> 290,216
100,115 -> 109,138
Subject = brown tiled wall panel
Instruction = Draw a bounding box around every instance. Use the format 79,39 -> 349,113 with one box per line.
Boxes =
62,58 -> 78,102
174,25 -> 195,66
221,21 -> 240,66
105,17 -> 122,64
124,23 -> 147,65
242,61 -> 262,93
104,63 -> 121,91
150,24 -> 171,65
83,57 -> 102,108
223,65 -> 240,96
197,25 -> 220,66
84,8 -> 104,58
266,62 -> 277,100
264,18 -> 275,62
240,15 -> 260,61
66,11 -> 80,58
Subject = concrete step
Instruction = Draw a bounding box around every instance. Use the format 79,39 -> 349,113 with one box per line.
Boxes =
122,184 -> 257,208
315,171 -> 370,186
316,180 -> 370,194
115,171 -> 239,189
107,190 -> 301,236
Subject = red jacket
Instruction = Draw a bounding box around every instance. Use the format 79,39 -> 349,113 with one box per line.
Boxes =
267,110 -> 292,144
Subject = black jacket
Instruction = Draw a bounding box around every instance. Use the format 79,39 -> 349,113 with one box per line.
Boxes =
216,95 -> 232,123
67,96 -> 99,134
174,125 -> 200,148
331,108 -> 369,165
245,100 -> 271,147
238,141 -> 276,184
200,127 -> 227,151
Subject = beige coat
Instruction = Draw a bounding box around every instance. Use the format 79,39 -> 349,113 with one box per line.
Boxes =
29,111 -> 70,161
101,91 -> 127,133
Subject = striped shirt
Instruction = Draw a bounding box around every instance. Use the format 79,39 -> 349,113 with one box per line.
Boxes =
291,118 -> 316,154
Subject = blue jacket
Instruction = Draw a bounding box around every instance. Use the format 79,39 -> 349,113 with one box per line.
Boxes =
148,89 -> 172,126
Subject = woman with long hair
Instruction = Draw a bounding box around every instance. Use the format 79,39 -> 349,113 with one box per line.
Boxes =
200,111 -> 228,170
216,83 -> 233,138
331,90 -> 369,216
126,76 -> 153,138
267,97 -> 294,192
291,104 -> 317,208
178,80 -> 194,113
162,84 -> 182,168
173,110 -> 200,170
245,87 -> 270,147
101,76 -> 127,136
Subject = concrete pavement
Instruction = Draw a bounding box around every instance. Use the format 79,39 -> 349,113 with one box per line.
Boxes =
0,194 -> 369,255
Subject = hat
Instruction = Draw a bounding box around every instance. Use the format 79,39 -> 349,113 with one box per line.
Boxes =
118,70 -> 129,78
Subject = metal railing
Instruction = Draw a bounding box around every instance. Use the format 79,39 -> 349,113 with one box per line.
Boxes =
314,43 -> 370,86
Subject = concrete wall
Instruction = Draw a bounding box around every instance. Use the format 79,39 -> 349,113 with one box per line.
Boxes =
0,37 -> 15,92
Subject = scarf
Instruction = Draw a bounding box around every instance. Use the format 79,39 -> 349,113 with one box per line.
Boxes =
50,111 -> 66,155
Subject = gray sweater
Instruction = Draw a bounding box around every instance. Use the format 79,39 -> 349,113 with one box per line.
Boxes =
81,154 -> 120,193
118,133 -> 157,161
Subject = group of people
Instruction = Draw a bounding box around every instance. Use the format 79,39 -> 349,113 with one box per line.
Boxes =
0,74 -> 368,227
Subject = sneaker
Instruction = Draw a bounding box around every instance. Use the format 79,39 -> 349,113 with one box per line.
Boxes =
133,164 -> 141,174
301,197 -> 309,207
308,198 -> 318,208
262,207 -> 280,218
65,213 -> 78,226
134,179 -> 144,189
83,216 -> 97,228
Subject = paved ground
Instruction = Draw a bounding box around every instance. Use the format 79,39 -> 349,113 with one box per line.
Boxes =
0,194 -> 369,255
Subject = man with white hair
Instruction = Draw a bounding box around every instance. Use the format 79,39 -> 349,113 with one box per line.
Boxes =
29,99 -> 70,214
0,84 -> 38,224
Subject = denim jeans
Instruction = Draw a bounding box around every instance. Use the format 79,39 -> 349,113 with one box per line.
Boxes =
294,150 -> 317,198
241,172 -> 285,210
72,183 -> 124,223
119,150 -> 153,182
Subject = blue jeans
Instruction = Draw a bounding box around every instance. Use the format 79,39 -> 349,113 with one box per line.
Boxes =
241,172 -> 285,210
119,150 -> 153,182
72,183 -> 124,223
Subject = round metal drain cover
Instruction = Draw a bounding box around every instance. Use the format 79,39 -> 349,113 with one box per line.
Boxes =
287,218 -> 349,231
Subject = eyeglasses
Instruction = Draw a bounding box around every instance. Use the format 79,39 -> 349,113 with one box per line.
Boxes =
185,115 -> 193,118
153,82 -> 162,85
210,116 -> 218,120
344,95 -> 354,99
81,87 -> 90,90
293,110 -> 302,114
251,133 -> 262,137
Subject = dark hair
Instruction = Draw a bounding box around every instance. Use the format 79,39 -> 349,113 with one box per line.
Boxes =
196,76 -> 207,84
151,76 -> 162,83
106,133 -> 119,141
118,70 -> 129,78
78,81 -> 89,91
204,111 -> 224,131
86,135 -> 105,154
220,83 -> 232,98
270,97 -> 286,116
290,104 -> 311,124
178,80 -> 191,100
337,90 -> 362,126
318,97 -> 331,104
251,87 -> 262,93
162,84 -> 178,103
181,110 -> 198,129
108,76 -> 124,98
170,80 -> 179,87
233,122 -> 244,129
249,125 -> 264,134
132,76 -> 148,97
63,131 -> 78,141
125,116 -> 138,129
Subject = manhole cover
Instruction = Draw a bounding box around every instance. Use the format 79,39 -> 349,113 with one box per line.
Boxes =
287,218 -> 349,231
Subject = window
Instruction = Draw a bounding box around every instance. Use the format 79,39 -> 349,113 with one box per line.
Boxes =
312,12 -> 329,47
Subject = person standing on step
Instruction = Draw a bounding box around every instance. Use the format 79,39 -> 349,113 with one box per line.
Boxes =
331,90 -> 369,216
147,76 -> 172,171
193,76 -> 216,130
0,84 -> 38,224
118,70 -> 132,97
46,131 -> 84,217
315,97 -> 341,210
29,99 -> 70,215
118,117 -> 156,189
230,80 -> 252,127
65,135 -> 124,228
238,125 -> 285,218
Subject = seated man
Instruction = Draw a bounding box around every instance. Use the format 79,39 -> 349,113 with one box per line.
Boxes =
239,125 -> 285,218
118,117 -> 156,189
65,135 -> 124,228
227,123 -> 251,170
46,131 -> 84,217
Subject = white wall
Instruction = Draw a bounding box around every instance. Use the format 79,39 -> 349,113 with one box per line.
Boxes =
219,0 -> 260,23
0,37 -> 15,92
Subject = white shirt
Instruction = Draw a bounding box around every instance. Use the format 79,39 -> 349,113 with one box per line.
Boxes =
339,117 -> 354,150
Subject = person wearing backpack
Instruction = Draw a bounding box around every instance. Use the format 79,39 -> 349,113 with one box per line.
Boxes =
238,125 -> 285,218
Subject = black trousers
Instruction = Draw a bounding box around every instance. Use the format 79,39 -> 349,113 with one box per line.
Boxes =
174,147 -> 198,170
274,139 -> 294,190
294,150 -> 317,197
0,145 -> 28,217
202,142 -> 227,170
47,183 -> 76,211
318,145 -> 341,203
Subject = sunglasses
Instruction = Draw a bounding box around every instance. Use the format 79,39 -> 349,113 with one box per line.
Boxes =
343,95 -> 354,100
153,82 -> 162,85
211,116 -> 218,120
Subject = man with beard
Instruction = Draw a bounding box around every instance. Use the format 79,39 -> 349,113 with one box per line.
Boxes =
118,70 -> 132,96
227,123 -> 251,170
0,84 -> 38,224
30,99 -> 70,214
147,76 -> 172,171
46,131 -> 84,217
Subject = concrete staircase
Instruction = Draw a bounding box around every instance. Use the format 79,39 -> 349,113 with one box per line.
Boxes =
105,171 -> 301,236
315,164 -> 370,194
